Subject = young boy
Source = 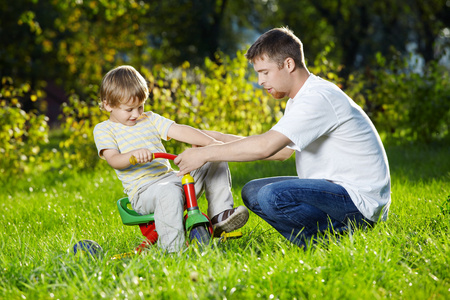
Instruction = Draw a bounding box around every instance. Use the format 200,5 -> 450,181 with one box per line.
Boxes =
93,65 -> 249,253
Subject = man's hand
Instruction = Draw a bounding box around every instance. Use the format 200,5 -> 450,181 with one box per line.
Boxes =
174,147 -> 207,176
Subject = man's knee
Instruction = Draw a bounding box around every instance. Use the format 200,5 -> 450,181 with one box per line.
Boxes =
241,181 -> 259,209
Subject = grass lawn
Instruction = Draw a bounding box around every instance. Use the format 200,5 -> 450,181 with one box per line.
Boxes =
0,141 -> 449,299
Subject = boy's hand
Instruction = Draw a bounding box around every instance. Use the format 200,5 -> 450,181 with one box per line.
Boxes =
129,148 -> 153,165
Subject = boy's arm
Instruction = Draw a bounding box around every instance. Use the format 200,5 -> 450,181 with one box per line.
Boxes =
168,123 -> 222,146
100,124 -> 221,169
102,148 -> 153,169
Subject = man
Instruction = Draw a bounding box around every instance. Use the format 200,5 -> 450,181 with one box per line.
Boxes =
174,27 -> 391,248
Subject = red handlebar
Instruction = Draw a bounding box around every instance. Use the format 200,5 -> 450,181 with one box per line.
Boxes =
152,153 -> 177,161
130,152 -> 177,165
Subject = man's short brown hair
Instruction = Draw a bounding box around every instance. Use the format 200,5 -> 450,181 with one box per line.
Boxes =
245,27 -> 306,70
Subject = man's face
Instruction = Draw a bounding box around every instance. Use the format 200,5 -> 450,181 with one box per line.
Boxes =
253,55 -> 291,99
104,98 -> 144,126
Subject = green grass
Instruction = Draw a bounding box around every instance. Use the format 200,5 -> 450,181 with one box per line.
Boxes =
1,142 -> 449,299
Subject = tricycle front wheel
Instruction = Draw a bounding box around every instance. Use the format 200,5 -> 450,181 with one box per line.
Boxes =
189,225 -> 212,245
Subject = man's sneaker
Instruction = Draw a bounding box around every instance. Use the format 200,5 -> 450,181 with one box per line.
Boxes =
211,206 -> 249,237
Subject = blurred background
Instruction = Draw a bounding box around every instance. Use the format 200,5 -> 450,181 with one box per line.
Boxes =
1,0 -> 449,175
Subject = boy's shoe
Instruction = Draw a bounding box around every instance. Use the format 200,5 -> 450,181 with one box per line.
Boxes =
211,206 -> 249,237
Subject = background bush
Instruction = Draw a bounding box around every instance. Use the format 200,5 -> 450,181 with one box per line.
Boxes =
1,49 -> 449,176
361,53 -> 450,142
0,77 -> 49,178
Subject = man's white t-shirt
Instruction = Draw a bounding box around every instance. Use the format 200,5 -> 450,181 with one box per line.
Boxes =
271,74 -> 391,222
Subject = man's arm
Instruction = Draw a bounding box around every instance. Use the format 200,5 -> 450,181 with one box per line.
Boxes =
201,130 -> 244,143
202,129 -> 294,161
174,130 -> 293,176
266,146 -> 294,161
168,123 -> 221,146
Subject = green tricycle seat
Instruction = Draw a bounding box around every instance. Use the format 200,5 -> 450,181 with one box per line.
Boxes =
117,197 -> 154,226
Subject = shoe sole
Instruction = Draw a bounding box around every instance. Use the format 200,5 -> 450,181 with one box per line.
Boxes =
213,206 -> 249,237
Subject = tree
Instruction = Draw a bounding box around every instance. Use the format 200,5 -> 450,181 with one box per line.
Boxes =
259,0 -> 450,79
2,0 -> 448,118
0,0 -> 260,98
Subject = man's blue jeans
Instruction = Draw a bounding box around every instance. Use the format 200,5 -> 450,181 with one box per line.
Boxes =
241,177 -> 374,248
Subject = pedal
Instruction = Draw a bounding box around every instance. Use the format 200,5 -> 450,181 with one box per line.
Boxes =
220,231 -> 243,241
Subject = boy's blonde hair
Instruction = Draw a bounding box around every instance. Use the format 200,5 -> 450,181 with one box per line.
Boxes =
99,65 -> 149,110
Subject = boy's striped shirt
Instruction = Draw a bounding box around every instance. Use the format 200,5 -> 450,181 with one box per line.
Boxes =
93,111 -> 174,200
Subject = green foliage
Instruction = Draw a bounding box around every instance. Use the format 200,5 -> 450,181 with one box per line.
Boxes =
2,47 -> 449,174
360,53 -> 450,142
148,51 -> 279,136
0,77 -> 49,178
0,0 -> 254,99
308,44 -> 450,143
262,0 -> 450,78
1,0 -> 449,175
59,93 -> 108,170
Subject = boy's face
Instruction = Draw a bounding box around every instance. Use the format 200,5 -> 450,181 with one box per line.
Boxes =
104,98 -> 144,126
253,54 -> 292,99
